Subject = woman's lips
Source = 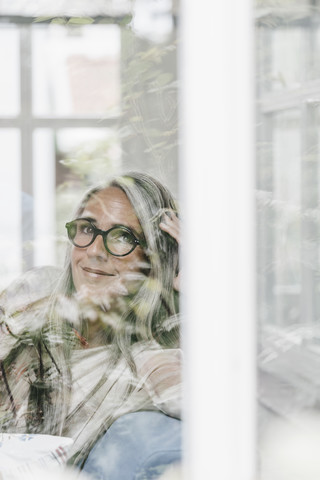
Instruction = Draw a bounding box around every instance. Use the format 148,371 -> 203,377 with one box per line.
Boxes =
82,266 -> 115,276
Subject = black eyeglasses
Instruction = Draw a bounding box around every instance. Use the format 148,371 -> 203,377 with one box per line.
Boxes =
65,218 -> 141,257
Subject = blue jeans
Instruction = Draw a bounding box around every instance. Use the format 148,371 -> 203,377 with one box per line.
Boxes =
82,411 -> 182,480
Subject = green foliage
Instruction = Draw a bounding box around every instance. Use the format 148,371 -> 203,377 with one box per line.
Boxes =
67,17 -> 94,25
121,35 -> 178,163
34,16 -> 94,25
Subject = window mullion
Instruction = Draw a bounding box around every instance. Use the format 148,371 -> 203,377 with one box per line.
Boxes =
20,23 -> 34,269
300,103 -> 319,324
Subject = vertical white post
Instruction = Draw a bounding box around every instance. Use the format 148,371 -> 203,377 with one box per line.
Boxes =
180,1 -> 255,479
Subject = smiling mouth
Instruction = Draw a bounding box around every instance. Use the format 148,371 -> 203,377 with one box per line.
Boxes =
82,267 -> 115,276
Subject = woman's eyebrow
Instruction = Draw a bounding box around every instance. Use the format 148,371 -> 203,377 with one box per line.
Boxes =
77,216 -> 97,223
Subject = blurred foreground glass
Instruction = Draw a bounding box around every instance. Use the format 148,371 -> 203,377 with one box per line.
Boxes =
257,2 -> 320,479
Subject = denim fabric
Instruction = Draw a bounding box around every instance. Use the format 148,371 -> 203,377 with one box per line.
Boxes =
82,411 -> 182,480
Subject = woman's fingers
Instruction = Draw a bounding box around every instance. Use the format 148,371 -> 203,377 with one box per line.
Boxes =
159,212 -> 180,244
173,272 -> 180,292
159,211 -> 180,291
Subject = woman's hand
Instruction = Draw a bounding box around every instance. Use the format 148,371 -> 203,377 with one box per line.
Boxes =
159,211 -> 180,291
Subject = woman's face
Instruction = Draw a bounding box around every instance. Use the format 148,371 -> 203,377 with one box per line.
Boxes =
71,187 -> 147,303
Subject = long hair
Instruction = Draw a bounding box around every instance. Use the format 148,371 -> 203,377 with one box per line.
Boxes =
54,172 -> 180,461
56,172 -> 179,351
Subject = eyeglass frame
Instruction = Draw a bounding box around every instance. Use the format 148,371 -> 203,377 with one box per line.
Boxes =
65,218 -> 142,257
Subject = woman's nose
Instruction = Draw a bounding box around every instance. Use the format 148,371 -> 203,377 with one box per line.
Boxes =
86,234 -> 109,260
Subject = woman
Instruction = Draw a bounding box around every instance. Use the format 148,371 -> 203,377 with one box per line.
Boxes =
0,172 -> 182,477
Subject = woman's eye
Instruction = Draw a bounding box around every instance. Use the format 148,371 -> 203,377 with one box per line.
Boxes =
110,229 -> 134,244
118,232 -> 132,243
80,224 -> 94,235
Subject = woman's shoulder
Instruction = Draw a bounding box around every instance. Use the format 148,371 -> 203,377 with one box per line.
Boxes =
132,340 -> 182,370
0,266 -> 62,312
0,266 -> 62,337
131,341 -> 182,419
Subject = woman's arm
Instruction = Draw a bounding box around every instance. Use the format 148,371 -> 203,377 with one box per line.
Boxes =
135,346 -> 182,419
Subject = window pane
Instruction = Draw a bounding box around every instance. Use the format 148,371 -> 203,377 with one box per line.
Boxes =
33,128 -> 121,267
55,128 -> 121,265
273,110 -> 301,327
0,26 -> 20,116
0,130 -> 21,288
257,26 -> 306,94
313,21 -> 320,82
32,24 -> 121,117
258,109 -> 302,326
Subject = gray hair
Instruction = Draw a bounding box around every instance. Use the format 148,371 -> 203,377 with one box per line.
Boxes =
57,172 -> 180,352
